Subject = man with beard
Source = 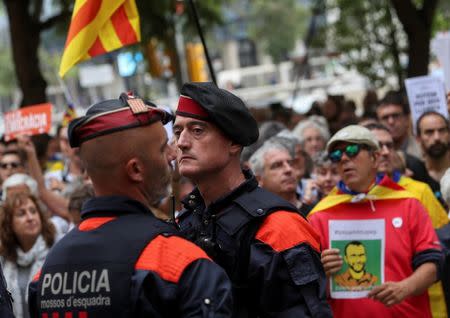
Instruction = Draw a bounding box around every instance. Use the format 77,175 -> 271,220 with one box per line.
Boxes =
416,111 -> 450,184
333,241 -> 378,290
366,122 -> 449,318
365,122 -> 448,228
174,82 -> 332,317
28,93 -> 233,317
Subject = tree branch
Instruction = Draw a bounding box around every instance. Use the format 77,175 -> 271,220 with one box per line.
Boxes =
421,0 -> 439,27
390,0 -> 420,35
39,10 -> 71,31
31,0 -> 43,23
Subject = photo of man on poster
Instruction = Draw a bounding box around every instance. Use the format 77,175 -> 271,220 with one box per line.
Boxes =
334,241 -> 378,290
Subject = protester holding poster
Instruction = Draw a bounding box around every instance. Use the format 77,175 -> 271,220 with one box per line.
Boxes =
308,125 -> 442,318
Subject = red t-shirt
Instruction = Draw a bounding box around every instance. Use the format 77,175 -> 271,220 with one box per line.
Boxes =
309,197 -> 440,318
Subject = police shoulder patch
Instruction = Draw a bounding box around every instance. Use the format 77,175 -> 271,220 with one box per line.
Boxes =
255,211 -> 321,253
135,235 -> 210,283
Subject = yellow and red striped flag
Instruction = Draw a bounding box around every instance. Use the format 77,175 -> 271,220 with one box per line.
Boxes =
59,0 -> 141,77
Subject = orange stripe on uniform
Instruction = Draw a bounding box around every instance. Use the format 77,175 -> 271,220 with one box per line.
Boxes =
32,269 -> 41,282
65,0 -> 102,48
256,211 -> 321,253
78,217 -> 116,231
135,235 -> 211,283
110,4 -> 138,45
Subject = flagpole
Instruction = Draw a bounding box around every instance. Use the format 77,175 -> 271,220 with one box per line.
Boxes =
187,0 -> 217,85
57,75 -> 74,106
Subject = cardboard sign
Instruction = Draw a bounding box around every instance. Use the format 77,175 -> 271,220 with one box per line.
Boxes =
432,32 -> 450,92
4,103 -> 52,141
329,219 -> 385,299
405,75 -> 448,133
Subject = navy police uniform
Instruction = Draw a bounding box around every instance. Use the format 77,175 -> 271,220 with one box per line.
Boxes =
28,93 -> 233,318
176,83 -> 332,317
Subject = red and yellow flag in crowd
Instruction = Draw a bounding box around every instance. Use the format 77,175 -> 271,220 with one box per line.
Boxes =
59,0 -> 141,77
61,103 -> 77,127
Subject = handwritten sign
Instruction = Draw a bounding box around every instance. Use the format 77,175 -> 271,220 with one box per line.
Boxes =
4,103 -> 52,141
405,75 -> 448,133
329,219 -> 385,299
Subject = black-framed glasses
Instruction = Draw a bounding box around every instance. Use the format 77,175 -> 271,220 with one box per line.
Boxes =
328,144 -> 364,163
0,162 -> 21,169
379,141 -> 394,150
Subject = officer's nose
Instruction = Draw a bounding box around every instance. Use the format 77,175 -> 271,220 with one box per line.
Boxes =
176,130 -> 190,151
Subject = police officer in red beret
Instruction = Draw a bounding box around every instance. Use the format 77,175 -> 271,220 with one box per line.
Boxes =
174,82 -> 332,317
28,93 -> 233,317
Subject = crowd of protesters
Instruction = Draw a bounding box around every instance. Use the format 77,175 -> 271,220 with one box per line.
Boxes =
0,86 -> 449,317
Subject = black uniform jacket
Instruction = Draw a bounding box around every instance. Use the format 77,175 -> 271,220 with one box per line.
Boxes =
178,171 -> 332,317
29,196 -> 233,318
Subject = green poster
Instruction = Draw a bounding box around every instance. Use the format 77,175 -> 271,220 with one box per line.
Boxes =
331,239 -> 382,292
329,219 -> 385,299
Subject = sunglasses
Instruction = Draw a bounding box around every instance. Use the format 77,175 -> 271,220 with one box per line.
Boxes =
0,162 -> 21,169
328,144 -> 366,163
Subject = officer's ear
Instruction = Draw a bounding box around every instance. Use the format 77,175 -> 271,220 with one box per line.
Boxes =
255,174 -> 263,186
125,157 -> 144,182
229,141 -> 243,156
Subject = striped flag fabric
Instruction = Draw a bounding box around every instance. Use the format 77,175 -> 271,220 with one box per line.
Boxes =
59,0 -> 141,77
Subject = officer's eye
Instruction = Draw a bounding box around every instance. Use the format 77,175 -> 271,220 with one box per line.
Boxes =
192,127 -> 204,135
173,129 -> 182,139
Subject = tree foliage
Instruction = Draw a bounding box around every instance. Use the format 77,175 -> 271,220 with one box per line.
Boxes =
2,0 -> 71,106
328,0 -> 439,89
248,0 -> 308,64
136,0 -> 226,86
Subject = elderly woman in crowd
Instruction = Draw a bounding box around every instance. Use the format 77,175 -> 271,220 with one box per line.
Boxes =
0,192 -> 58,318
292,116 -> 330,158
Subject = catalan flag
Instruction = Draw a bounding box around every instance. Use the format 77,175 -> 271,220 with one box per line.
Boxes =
59,0 -> 141,77
61,103 -> 78,127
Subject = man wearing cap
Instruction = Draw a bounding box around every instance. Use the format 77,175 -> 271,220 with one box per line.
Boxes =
174,82 -> 332,317
28,93 -> 233,317
308,125 -> 442,318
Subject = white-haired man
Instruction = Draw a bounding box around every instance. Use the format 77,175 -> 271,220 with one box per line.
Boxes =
248,141 -> 301,208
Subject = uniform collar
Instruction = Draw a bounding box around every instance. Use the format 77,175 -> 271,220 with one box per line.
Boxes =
181,169 -> 258,214
81,195 -> 153,219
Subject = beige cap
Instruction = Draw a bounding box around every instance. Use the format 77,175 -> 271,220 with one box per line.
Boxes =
326,125 -> 380,152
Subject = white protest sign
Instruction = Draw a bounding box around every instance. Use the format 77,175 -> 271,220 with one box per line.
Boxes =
329,219 -> 385,299
405,75 -> 448,133
431,32 -> 450,92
